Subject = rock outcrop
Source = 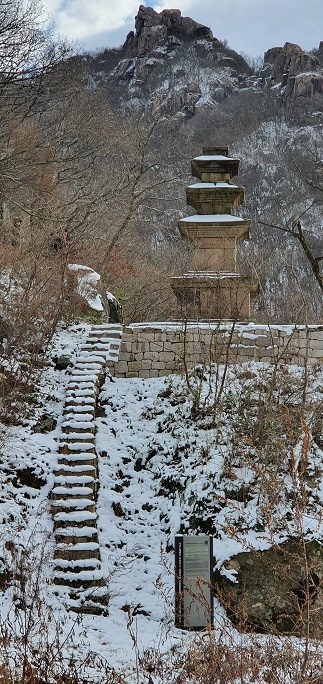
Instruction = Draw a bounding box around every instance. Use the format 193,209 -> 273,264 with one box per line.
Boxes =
260,42 -> 323,102
215,539 -> 323,635
124,5 -> 213,57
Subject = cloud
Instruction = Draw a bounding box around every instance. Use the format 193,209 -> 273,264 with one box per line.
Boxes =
45,0 -> 139,41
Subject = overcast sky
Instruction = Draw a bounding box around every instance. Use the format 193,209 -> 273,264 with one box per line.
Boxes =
44,0 -> 323,58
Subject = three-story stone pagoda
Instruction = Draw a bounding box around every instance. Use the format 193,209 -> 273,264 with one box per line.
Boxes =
171,146 -> 258,320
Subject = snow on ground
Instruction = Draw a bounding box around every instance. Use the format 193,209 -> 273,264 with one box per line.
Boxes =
0,322 -> 323,680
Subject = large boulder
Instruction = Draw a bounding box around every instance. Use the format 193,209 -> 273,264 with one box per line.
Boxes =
67,265 -> 123,323
214,539 -> 323,635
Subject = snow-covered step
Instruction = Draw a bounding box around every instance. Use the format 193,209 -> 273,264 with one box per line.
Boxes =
66,388 -> 97,397
51,486 -> 94,501
74,361 -> 103,369
54,464 -> 96,478
61,419 -> 94,429
53,568 -> 105,587
54,541 -> 100,561
59,442 -> 95,454
54,526 -> 99,543
53,557 -> 101,571
54,475 -> 95,486
51,498 -> 95,512
66,383 -> 97,393
53,510 -> 97,528
63,403 -> 95,413
80,344 -> 110,353
57,454 -> 97,469
65,397 -> 96,407
75,352 -> 106,368
62,413 -> 94,423
61,426 -> 95,437
54,477 -> 97,495
60,432 -> 95,441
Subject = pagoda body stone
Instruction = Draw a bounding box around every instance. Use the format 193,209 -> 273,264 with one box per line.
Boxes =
171,146 -> 258,320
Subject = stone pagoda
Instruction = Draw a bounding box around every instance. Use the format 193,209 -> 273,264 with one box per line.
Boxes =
170,146 -> 258,320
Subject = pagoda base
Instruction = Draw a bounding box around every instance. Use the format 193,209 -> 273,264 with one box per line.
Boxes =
170,272 -> 258,320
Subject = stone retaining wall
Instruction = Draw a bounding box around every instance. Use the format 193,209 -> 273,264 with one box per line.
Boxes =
109,323 -> 323,379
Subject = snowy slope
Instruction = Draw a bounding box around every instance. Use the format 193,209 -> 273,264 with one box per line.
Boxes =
0,323 -> 323,681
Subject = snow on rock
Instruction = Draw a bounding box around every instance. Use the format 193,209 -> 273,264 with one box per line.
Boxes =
68,264 -> 104,312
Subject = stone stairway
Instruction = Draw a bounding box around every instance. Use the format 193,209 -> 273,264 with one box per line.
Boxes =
51,324 -> 122,614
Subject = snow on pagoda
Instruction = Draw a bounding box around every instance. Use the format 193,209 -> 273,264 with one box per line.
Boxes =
170,146 -> 258,320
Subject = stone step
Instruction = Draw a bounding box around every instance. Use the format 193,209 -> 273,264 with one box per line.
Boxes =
66,381 -> 96,391
74,362 -> 103,371
64,398 -> 96,408
63,403 -> 95,412
53,558 -> 102,583
87,332 -> 122,340
57,453 -> 97,468
53,510 -> 97,528
61,424 -> 95,435
51,498 -> 95,513
53,568 -> 106,588
62,413 -> 94,423
80,343 -> 114,352
54,542 -> 100,561
54,526 -> 99,543
59,442 -> 95,454
51,485 -> 94,501
66,388 -> 98,397
76,354 -> 107,363
67,594 -> 109,615
54,464 -> 96,478
54,475 -> 96,487
60,431 -> 95,441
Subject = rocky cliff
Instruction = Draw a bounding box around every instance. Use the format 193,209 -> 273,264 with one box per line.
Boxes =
91,5 -> 252,117
85,6 -> 323,118
260,41 -> 323,102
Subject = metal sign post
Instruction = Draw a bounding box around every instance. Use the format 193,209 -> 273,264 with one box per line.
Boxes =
175,535 -> 213,629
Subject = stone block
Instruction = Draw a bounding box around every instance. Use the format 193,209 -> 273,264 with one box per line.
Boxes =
308,332 -> 323,341
128,361 -> 141,372
308,339 -> 323,351
255,336 -> 271,347
118,352 -> 131,361
120,341 -> 133,352
308,348 -> 323,358
149,341 -> 164,352
127,371 -> 139,378
134,352 -> 144,361
165,360 -> 178,370
151,361 -> 166,370
171,343 -> 183,354
158,351 -> 175,362
114,361 -> 128,373
141,359 -> 152,369
144,351 -> 160,361
238,337 -> 257,347
139,370 -> 151,378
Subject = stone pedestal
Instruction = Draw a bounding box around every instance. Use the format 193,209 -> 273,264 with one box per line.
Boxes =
171,146 -> 258,320
171,273 -> 258,320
